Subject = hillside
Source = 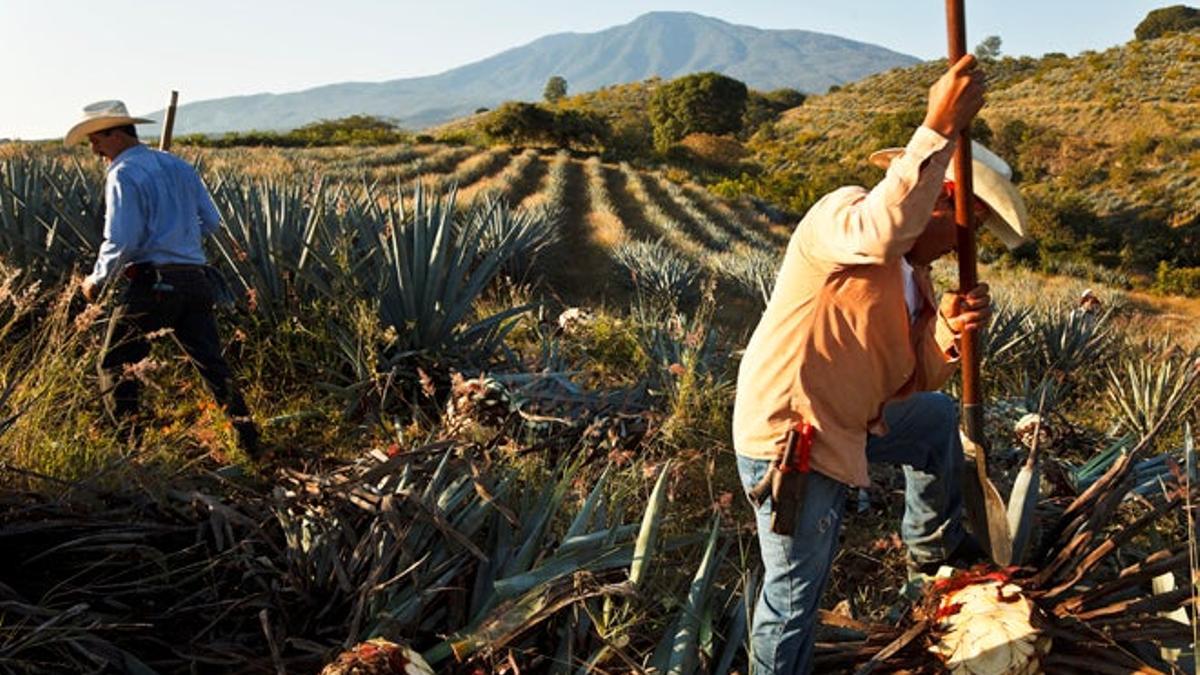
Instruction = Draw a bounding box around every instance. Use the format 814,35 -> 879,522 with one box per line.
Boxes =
139,12 -> 918,136
734,31 -> 1200,284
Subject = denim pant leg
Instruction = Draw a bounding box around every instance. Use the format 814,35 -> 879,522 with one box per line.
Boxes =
865,391 -> 966,564
738,454 -> 846,675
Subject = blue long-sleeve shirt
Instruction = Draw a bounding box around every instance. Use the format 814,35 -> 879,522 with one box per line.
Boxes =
87,144 -> 220,285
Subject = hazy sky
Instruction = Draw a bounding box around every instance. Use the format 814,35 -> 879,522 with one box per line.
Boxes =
1,0 -> 1169,140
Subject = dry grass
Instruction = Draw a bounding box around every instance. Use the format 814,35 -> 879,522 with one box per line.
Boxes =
586,210 -> 626,248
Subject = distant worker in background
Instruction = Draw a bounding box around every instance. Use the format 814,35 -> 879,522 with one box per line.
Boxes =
65,100 -> 260,458
1078,288 -> 1104,315
732,55 -> 1030,673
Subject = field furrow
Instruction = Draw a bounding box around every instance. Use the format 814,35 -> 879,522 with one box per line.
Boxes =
538,152 -> 615,297
433,147 -> 512,197
583,157 -> 625,248
603,163 -> 659,245
464,148 -> 539,204
680,184 -> 779,251
655,176 -> 733,251
636,171 -> 727,253
391,146 -> 476,185
517,157 -> 554,211
619,163 -> 705,259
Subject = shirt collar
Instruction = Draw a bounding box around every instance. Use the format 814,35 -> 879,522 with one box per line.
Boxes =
107,143 -> 148,173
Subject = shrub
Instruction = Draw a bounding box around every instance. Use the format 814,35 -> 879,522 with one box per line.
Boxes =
649,72 -> 748,152
178,115 -> 410,148
482,102 -> 556,145
1135,4 -> 1200,41
742,88 -> 806,137
1154,261 -> 1200,296
482,102 -> 608,150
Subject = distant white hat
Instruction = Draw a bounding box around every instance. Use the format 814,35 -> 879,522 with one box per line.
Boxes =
869,140 -> 1031,250
64,100 -> 153,147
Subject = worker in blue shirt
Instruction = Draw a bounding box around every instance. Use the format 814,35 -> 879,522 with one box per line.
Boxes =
65,100 -> 260,458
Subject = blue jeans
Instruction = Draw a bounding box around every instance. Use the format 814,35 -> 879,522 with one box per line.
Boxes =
736,392 -> 966,674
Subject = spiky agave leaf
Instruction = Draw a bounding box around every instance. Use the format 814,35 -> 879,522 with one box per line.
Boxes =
824,370 -> 1200,673
647,515 -> 723,675
612,238 -> 700,311
373,182 -> 530,359
208,173 -> 334,322
1104,346 -> 1200,441
0,155 -> 103,278
629,460 -> 671,589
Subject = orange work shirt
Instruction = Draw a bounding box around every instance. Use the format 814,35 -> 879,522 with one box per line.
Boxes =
733,126 -> 961,488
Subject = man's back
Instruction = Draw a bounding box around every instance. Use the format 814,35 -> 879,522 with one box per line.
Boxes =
95,145 -> 219,280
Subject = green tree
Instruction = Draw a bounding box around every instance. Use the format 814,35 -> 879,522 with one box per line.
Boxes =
1135,4 -> 1200,40
481,102 -> 608,149
482,102 -> 555,144
648,72 -> 748,152
974,35 -> 1003,60
549,108 -> 609,148
543,75 -> 568,103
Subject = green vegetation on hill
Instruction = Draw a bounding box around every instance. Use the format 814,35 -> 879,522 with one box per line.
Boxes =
176,114 -> 411,148
1135,4 -> 1200,40
724,31 -> 1200,293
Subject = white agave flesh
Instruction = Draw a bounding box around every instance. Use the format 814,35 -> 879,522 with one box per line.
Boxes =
930,580 -> 1050,675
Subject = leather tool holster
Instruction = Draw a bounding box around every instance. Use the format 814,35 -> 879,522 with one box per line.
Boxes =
748,422 -> 813,535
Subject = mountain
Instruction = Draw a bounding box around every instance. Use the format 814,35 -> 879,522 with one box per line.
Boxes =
145,12 -> 919,135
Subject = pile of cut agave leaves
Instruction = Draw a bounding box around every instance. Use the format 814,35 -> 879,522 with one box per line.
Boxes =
819,401 -> 1199,674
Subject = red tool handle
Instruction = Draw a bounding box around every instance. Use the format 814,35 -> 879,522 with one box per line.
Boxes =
781,422 -> 813,474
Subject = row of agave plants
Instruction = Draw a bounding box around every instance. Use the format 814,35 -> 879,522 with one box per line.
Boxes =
3,147 -> 1200,673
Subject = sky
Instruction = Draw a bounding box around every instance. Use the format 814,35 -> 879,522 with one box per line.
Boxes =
0,0 -> 1171,140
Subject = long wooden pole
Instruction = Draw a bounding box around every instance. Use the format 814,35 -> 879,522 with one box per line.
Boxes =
946,0 -> 1013,566
159,90 -> 178,152
945,2 -> 982,441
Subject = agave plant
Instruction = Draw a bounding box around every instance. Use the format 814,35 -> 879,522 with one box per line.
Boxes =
467,195 -> 560,282
1028,302 -> 1115,397
370,182 -> 530,358
1104,344 -> 1200,441
713,247 -> 781,308
208,173 -> 336,322
612,239 -> 700,311
0,155 -> 104,279
819,368 -> 1200,674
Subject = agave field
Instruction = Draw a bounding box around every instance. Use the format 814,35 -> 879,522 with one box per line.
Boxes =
0,141 -> 1198,674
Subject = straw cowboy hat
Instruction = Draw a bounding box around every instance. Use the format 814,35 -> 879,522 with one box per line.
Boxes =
869,140 -> 1031,250
64,100 -> 153,147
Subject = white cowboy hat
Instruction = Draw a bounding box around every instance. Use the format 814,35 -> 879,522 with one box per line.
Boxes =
64,100 -> 154,147
869,140 -> 1031,250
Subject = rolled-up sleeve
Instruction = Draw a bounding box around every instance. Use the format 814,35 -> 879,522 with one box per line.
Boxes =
800,126 -> 955,266
87,169 -> 146,285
